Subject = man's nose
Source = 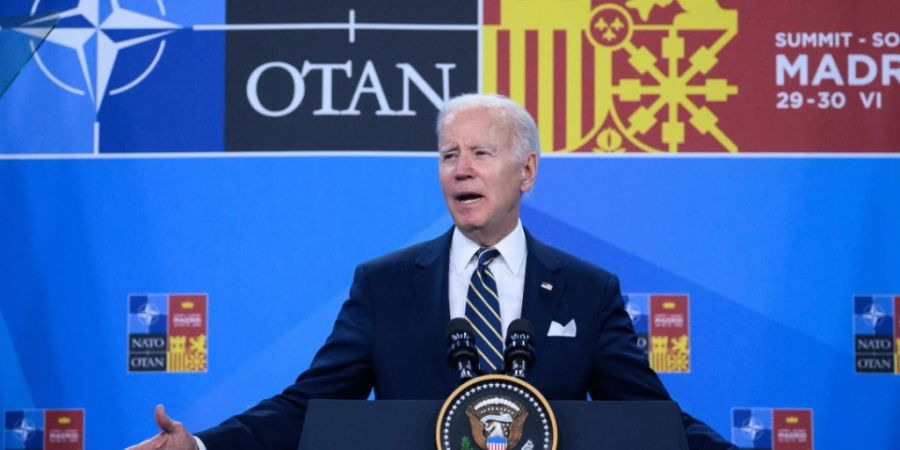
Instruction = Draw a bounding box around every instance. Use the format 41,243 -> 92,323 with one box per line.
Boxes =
455,152 -> 474,178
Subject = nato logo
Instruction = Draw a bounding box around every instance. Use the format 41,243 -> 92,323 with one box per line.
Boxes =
2,0 -> 475,154
4,410 -> 42,449
1,0 -> 224,154
732,408 -> 813,450
128,293 -> 208,373
732,408 -> 772,449
128,294 -> 169,371
18,0 -> 179,113
624,293 -> 649,351
853,295 -> 899,374
4,409 -> 84,450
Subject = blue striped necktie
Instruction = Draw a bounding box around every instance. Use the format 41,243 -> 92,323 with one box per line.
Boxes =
465,247 -> 504,373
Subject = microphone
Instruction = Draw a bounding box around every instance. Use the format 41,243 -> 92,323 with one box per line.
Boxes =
446,318 -> 480,383
503,319 -> 535,379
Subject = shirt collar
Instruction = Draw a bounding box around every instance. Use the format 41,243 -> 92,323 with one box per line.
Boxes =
450,220 -> 526,276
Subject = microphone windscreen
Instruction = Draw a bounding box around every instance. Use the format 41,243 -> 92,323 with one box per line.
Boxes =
506,318 -> 534,338
446,317 -> 475,342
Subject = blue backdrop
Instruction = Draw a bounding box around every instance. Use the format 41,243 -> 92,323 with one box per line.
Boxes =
2,156 -> 899,448
3,0 -> 900,448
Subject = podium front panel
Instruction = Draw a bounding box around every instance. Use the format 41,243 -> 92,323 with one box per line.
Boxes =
298,399 -> 689,450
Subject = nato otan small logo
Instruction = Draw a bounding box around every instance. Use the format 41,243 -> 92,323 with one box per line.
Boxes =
128,294 -> 208,373
853,295 -> 899,374
4,409 -> 84,450
731,407 -> 813,449
623,293 -> 691,373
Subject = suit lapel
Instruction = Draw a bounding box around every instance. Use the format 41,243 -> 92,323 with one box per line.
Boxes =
413,228 -> 453,339
412,228 -> 457,390
521,230 -> 564,360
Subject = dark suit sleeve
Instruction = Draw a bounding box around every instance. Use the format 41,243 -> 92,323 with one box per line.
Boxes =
589,274 -> 736,450
195,264 -> 376,450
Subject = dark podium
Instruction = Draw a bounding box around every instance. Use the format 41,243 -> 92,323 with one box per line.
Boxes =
298,399 -> 690,450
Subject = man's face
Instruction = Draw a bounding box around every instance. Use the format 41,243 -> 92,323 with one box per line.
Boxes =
438,107 -> 537,246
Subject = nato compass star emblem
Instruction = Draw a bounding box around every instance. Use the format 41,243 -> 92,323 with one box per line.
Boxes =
15,0 -> 180,112
625,301 -> 642,324
740,416 -> 764,441
863,303 -> 886,328
12,418 -> 37,442
137,301 -> 161,326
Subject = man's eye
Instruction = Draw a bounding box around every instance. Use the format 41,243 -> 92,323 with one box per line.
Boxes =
474,150 -> 491,159
441,152 -> 458,162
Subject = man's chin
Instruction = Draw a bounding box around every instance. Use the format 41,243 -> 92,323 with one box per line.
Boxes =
449,210 -> 484,230
455,222 -> 508,247
454,222 -> 481,234
453,220 -> 483,235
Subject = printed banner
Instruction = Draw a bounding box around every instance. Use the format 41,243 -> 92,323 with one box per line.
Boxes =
623,293 -> 690,373
127,294 -> 208,373
483,0 -> 900,153
853,295 -> 899,374
4,409 -> 84,450
732,408 -> 813,450
2,0 -> 898,153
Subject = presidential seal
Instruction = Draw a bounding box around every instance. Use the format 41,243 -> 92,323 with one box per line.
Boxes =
436,374 -> 557,450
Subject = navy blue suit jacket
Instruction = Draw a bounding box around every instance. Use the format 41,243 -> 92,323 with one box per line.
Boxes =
196,229 -> 733,449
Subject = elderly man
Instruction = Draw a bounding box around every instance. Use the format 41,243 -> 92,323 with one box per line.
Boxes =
128,93 -> 733,450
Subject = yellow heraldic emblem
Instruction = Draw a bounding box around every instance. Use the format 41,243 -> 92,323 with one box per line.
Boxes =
482,0 -> 738,153
168,334 -> 208,372
650,335 -> 690,372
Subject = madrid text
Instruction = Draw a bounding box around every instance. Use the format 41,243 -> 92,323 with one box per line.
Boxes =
774,30 -> 900,110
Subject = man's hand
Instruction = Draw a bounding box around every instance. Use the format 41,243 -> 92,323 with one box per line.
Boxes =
125,405 -> 199,450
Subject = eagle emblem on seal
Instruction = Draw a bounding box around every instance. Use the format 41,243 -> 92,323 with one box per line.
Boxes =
464,396 -> 529,450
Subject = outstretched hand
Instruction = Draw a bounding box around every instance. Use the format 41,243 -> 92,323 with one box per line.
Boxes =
125,405 -> 199,450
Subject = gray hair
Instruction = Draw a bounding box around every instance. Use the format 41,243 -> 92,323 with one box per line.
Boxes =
436,93 -> 541,162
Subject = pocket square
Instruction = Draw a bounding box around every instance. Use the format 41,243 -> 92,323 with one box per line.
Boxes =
547,319 -> 577,337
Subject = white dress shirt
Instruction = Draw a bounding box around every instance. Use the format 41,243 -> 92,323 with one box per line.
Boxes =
195,221 -> 528,449
448,220 -> 527,340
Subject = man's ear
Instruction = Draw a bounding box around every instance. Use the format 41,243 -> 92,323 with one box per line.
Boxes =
520,151 -> 538,193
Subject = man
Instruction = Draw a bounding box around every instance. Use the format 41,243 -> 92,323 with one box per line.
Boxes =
128,94 -> 734,450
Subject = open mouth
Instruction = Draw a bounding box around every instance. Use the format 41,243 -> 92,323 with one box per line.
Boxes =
456,193 -> 484,204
